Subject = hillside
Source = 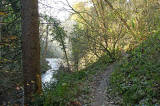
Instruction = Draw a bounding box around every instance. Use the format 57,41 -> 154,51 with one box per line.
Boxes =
108,32 -> 160,105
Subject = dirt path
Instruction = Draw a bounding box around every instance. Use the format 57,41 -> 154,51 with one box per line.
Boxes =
78,63 -> 117,106
90,64 -> 115,106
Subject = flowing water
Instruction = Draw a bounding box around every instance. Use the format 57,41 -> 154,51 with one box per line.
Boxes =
42,58 -> 62,83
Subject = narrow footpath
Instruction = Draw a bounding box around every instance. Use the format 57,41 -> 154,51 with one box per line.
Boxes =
78,63 -> 118,106
90,64 -> 116,106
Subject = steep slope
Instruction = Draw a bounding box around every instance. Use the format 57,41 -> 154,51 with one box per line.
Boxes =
108,32 -> 160,105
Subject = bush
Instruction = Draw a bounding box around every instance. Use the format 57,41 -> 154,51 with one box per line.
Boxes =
32,69 -> 89,106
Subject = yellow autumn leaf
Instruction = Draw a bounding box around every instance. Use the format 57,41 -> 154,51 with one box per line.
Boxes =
0,12 -> 7,16
9,36 -> 17,40
4,58 -> 9,62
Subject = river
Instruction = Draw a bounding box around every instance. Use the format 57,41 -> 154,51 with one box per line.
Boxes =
42,58 -> 62,83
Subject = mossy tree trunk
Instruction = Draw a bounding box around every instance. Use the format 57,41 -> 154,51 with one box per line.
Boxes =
21,0 -> 42,104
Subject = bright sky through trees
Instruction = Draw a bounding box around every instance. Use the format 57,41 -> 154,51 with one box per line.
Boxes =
39,0 -> 86,21
39,0 -> 130,21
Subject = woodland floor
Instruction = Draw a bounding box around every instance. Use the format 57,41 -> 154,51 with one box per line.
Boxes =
78,63 -> 118,106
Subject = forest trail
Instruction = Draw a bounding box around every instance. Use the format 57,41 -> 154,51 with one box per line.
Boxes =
89,63 -> 116,106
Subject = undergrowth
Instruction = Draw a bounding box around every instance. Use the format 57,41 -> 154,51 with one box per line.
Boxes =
108,32 -> 160,105
32,55 -> 112,106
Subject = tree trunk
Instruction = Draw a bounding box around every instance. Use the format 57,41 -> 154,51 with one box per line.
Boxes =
0,2 -> 3,57
75,60 -> 79,71
61,39 -> 70,71
0,17 -> 2,57
21,0 -> 42,104
43,25 -> 49,58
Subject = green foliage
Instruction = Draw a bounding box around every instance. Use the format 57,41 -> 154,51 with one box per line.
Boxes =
53,22 -> 67,45
0,1 -> 22,104
33,70 -> 88,106
71,24 -> 89,70
33,55 -> 111,105
1,0 -> 21,71
109,32 -> 160,105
